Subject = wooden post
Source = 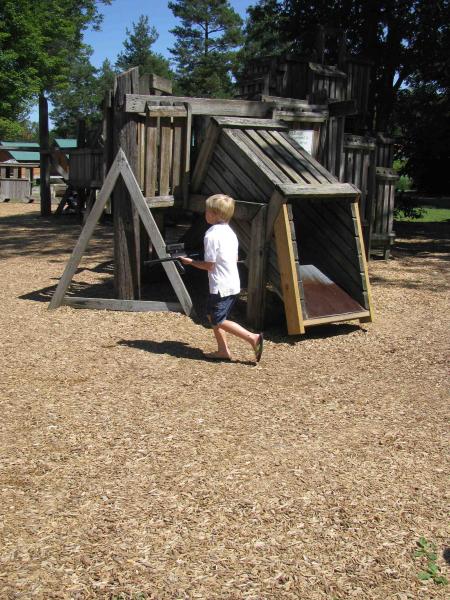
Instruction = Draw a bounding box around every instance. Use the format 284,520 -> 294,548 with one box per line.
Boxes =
39,94 -> 51,216
113,68 -> 141,299
246,205 -> 268,330
273,204 -> 305,335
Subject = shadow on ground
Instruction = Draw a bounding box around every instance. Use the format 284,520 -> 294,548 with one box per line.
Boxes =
118,339 -> 255,366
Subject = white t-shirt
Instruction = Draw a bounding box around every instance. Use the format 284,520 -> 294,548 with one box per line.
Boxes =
204,223 -> 240,296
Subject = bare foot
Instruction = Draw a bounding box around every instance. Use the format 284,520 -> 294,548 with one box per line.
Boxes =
204,351 -> 232,361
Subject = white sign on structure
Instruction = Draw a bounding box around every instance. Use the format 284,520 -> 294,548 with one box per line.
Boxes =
289,129 -> 314,154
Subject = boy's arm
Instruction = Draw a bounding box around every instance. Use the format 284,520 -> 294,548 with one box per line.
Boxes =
180,256 -> 215,271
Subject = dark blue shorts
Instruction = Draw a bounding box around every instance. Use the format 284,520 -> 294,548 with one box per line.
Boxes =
206,293 -> 238,326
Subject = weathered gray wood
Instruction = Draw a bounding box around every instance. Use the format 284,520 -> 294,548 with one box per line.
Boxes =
212,116 -> 288,129
146,105 -> 187,118
223,129 -> 280,186
279,131 -> 336,184
247,205 -> 268,329
113,67 -> 141,300
212,144 -> 267,203
188,194 -> 264,221
49,151 -> 124,310
202,157 -> 240,200
62,297 -> 183,313
219,131 -> 274,198
265,190 -> 286,243
182,102 -> 192,207
50,150 -> 193,316
145,195 -> 175,208
147,73 -> 173,94
246,129 -> 304,184
119,154 -> 194,316
144,115 -> 158,196
0,178 -> 32,202
236,129 -> 291,183
274,110 -> 327,123
277,182 -> 359,199
265,130 -> 320,185
171,113 -> 184,199
125,94 -> 275,117
328,99 -> 357,117
190,120 -> 221,193
159,111 -> 173,195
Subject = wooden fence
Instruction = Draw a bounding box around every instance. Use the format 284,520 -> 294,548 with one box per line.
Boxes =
372,167 -> 398,259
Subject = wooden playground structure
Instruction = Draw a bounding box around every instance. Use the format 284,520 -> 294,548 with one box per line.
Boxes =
49,33 -> 402,334
49,61 -> 380,335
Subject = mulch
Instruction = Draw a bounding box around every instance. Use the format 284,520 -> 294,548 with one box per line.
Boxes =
0,204 -> 448,599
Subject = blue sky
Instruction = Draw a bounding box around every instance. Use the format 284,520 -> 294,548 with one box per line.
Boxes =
30,0 -> 253,122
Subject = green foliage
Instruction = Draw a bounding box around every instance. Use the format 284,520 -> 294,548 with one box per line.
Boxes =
169,0 -> 243,97
394,83 -> 450,195
414,537 -> 448,585
0,1 -> 112,123
393,160 -> 413,193
0,117 -> 36,140
50,45 -> 104,137
115,15 -> 172,79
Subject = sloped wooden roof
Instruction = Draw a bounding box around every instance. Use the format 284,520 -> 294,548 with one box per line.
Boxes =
193,116 -> 358,203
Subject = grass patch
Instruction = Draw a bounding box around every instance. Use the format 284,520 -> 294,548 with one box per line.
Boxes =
395,207 -> 450,222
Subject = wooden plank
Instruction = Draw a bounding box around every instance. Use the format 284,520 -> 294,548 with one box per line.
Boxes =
279,131 -> 336,184
138,120 -> 145,189
247,205 -> 268,330
265,130 -> 320,185
273,110 -> 327,123
265,190 -> 285,243
273,204 -> 305,335
205,158 -> 241,200
172,114 -> 184,199
147,106 -> 187,118
213,144 -> 267,202
190,119 -> 221,193
236,129 -> 291,183
277,182 -> 359,199
148,74 -> 173,94
182,102 -> 192,207
113,67 -> 141,300
188,194 -> 264,221
125,95 -> 274,117
144,115 -> 158,196
62,297 -> 183,313
119,155 -> 194,316
212,116 -> 288,129
346,202 -> 373,321
246,129 -> 304,183
145,195 -> 175,208
159,113 -> 172,195
218,131 -> 274,198
49,150 -> 124,310
303,311 -> 370,326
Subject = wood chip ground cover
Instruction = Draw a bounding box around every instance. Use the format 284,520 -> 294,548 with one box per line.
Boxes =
0,205 -> 448,599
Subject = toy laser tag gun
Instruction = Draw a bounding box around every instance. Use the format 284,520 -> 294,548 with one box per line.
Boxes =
144,243 -> 199,275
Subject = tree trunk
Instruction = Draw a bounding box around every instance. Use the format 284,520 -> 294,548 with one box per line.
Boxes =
39,93 -> 52,216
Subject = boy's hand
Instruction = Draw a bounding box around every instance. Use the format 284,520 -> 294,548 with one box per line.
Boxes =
180,256 -> 193,265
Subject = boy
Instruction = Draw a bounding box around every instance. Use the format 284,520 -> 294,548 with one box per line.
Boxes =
181,194 -> 263,363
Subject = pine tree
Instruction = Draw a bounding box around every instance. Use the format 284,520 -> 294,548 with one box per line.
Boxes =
169,0 -> 243,97
115,15 -> 172,79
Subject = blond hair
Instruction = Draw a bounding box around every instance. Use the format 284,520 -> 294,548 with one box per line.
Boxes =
205,194 -> 235,222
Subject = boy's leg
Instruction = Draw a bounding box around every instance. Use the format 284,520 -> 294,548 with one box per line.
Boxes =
219,319 -> 259,349
212,325 -> 231,359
